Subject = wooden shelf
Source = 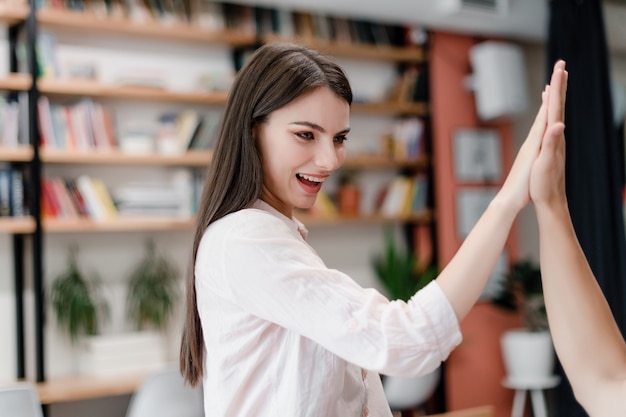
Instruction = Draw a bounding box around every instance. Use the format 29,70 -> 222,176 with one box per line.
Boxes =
297,210 -> 433,227
0,145 -> 33,162
0,217 -> 36,234
0,3 -> 29,25
263,34 -> 425,63
343,154 -> 429,170
43,216 -> 195,233
38,78 -> 229,104
35,372 -> 148,404
0,73 -> 32,91
37,8 -> 256,46
352,101 -> 428,116
41,149 -> 211,166
37,78 -> 426,115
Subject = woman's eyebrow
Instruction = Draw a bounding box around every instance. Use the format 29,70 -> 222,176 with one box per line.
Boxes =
289,121 -> 351,135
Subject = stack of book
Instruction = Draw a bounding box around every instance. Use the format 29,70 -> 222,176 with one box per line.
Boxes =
112,169 -> 195,218
0,164 -> 26,218
378,174 -> 429,217
41,175 -> 117,221
38,97 -> 117,151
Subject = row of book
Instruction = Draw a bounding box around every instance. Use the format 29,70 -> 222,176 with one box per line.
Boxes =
308,174 -> 429,219
219,3 -> 412,47
0,94 -> 29,148
41,170 -> 203,220
34,0 -> 417,49
387,66 -> 429,104
0,164 -> 27,217
379,174 -> 430,217
118,109 -> 220,155
37,96 -> 220,153
385,117 -> 427,161
38,97 -> 116,151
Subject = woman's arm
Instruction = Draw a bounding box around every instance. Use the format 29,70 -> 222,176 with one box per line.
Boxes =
530,62 -> 626,416
435,63 -> 566,321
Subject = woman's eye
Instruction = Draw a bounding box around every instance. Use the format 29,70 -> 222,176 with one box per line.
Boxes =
334,135 -> 348,144
296,131 -> 314,140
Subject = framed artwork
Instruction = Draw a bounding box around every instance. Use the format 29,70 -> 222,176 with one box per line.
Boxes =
453,128 -> 503,182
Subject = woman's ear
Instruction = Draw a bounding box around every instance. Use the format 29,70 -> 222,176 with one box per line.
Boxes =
251,122 -> 258,143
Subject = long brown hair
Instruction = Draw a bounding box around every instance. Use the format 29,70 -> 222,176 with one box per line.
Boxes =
180,42 -> 353,386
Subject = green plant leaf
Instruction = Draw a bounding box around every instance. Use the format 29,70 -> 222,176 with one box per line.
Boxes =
49,245 -> 108,343
371,228 -> 437,302
126,239 -> 179,331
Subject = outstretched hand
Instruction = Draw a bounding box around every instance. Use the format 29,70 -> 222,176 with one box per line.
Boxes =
497,68 -> 550,213
530,60 -> 568,208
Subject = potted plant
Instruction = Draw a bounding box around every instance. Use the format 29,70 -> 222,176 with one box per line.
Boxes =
50,244 -> 109,344
371,228 -> 440,412
493,258 -> 555,383
76,239 -> 180,378
126,239 -> 180,331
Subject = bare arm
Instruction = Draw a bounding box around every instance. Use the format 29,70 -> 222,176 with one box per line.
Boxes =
436,66 -> 557,321
530,61 -> 626,416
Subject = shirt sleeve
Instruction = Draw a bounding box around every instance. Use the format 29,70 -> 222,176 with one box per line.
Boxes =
203,210 -> 462,377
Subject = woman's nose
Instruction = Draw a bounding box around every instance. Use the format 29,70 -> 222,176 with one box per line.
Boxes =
313,140 -> 340,171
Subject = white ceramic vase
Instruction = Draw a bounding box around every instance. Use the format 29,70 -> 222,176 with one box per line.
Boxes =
501,328 -> 555,383
383,368 -> 441,410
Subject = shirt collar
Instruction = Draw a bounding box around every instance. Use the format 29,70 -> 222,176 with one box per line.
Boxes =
252,199 -> 308,240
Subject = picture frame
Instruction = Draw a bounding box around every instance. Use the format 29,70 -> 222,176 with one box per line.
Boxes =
453,128 -> 503,182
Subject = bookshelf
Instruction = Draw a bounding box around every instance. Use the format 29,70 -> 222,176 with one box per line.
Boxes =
37,8 -> 256,45
2,2 -> 438,412
0,3 -> 29,25
0,216 -> 35,233
40,148 -> 211,165
0,144 -> 34,161
42,216 -> 195,233
352,101 -> 427,115
0,73 -> 32,91
342,154 -> 429,170
261,34 -> 426,62
296,210 -> 433,227
38,78 -> 230,104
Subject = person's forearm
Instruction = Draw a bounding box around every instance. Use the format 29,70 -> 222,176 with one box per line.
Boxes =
436,195 -> 518,321
536,202 -> 626,411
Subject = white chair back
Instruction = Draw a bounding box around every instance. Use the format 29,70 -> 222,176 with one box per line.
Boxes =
125,367 -> 203,417
0,383 -> 44,417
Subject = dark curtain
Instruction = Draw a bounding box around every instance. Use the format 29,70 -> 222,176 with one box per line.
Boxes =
547,1 -> 626,416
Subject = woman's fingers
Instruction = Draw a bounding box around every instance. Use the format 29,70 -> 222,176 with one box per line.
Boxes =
547,60 -> 567,126
519,86 -> 549,158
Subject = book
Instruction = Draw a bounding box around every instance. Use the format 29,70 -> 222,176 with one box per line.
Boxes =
0,164 -> 11,217
90,177 -> 118,219
10,168 -> 25,217
176,110 -> 201,152
37,96 -> 56,148
380,176 -> 412,217
41,178 -> 61,218
187,112 -> 221,150
76,175 -> 108,221
194,0 -> 224,30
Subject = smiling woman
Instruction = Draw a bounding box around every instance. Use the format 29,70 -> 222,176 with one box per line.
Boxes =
255,87 -> 350,216
178,42 -> 568,417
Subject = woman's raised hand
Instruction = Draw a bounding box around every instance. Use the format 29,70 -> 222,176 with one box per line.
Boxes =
530,60 -> 568,208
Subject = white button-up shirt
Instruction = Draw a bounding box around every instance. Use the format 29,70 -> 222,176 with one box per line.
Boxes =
196,200 -> 462,417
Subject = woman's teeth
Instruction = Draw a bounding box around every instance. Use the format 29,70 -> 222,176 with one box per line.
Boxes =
297,174 -> 325,183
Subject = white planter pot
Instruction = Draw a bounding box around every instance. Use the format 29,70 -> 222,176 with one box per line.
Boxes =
501,329 -> 555,383
78,331 -> 167,377
383,368 -> 440,410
